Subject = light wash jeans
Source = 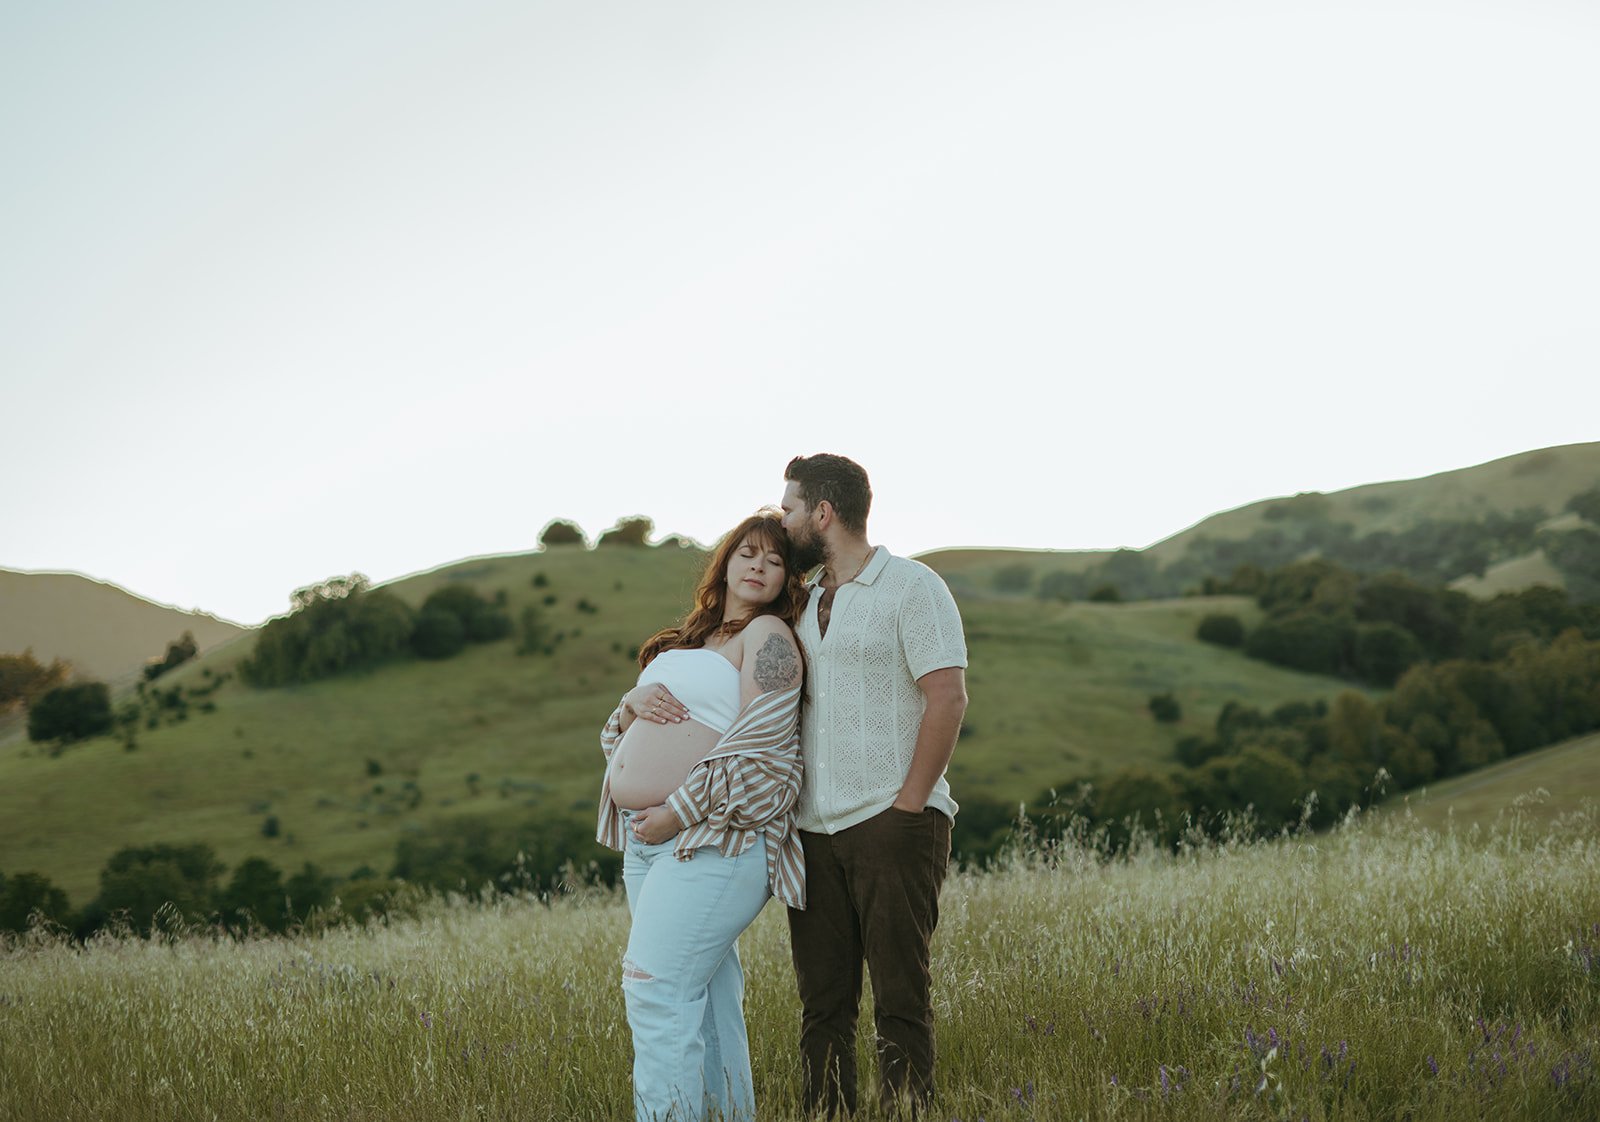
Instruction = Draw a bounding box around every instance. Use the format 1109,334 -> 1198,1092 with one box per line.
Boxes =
620,818 -> 771,1122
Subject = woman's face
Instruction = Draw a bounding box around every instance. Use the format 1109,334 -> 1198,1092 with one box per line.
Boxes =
725,534 -> 787,611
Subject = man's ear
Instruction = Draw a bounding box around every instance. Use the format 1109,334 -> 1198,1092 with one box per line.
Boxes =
814,500 -> 834,530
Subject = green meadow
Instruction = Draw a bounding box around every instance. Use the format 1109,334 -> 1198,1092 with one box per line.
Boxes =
1389,731 -> 1600,833
2,810 -> 1595,1120
0,546 -> 1364,905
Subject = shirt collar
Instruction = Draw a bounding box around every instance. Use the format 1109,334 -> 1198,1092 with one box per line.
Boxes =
856,545 -> 890,586
805,545 -> 889,590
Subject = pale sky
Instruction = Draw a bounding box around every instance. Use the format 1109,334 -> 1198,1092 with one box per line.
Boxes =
3,0 -> 1597,626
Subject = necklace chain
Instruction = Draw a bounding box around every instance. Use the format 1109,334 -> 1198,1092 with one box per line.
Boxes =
830,547 -> 872,590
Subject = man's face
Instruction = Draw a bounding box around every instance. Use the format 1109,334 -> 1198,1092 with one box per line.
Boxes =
780,480 -> 826,572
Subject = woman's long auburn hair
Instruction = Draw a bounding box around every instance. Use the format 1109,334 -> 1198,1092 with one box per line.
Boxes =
637,511 -> 809,668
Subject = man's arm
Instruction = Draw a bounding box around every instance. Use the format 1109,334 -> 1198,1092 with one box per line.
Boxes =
893,666 -> 968,812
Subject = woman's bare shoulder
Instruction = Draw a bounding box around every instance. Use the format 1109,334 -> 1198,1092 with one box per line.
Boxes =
745,616 -> 802,690
744,614 -> 797,644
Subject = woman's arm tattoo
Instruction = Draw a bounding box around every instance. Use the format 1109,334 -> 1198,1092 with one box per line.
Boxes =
754,634 -> 800,691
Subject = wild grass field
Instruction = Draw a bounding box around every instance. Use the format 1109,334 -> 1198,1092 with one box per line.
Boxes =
0,543 -> 1359,905
2,807 -> 1596,1121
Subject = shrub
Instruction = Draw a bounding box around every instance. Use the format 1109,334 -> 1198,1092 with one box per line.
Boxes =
142,631 -> 198,682
1566,484 -> 1600,525
1352,621 -> 1425,686
1244,611 -> 1353,676
412,610 -> 466,660
27,682 -> 113,746
1088,584 -> 1121,603
597,516 -> 653,547
420,585 -> 512,643
539,520 -> 586,547
1196,613 -> 1245,648
1147,692 -> 1182,723
0,871 -> 72,933
993,564 -> 1033,594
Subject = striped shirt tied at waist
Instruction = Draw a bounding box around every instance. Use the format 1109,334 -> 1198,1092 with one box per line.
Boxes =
597,685 -> 807,910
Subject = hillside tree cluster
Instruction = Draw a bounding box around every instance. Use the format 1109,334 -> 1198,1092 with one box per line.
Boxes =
241,575 -> 513,686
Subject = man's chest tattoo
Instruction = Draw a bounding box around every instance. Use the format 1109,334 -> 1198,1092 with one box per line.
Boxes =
817,587 -> 838,640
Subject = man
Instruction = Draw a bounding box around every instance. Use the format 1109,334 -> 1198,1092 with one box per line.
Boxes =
778,453 -> 969,1116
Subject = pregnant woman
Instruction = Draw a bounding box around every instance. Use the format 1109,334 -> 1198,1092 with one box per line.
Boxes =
596,510 -> 808,1122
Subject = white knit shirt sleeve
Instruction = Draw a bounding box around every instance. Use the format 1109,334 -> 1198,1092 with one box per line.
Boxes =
899,564 -> 968,680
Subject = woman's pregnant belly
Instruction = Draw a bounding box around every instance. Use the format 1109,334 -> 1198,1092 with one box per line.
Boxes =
608,717 -> 723,809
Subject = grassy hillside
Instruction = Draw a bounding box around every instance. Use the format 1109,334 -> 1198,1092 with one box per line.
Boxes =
1388,731 -> 1600,832
923,441 -> 1600,595
3,815 -> 1596,1120
0,569 -> 245,682
0,545 -> 1361,904
1144,440 -> 1600,563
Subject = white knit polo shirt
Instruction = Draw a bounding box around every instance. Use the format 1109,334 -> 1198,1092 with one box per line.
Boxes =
794,546 -> 968,833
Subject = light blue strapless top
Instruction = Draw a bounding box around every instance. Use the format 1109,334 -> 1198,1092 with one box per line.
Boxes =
636,649 -> 741,733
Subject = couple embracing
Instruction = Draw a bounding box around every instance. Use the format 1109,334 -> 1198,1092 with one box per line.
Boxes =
596,453 -> 970,1121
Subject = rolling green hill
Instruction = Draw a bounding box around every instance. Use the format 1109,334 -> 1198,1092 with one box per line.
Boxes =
0,544 -> 1362,904
923,441 -> 1600,596
5,441 -> 1596,907
0,569 -> 245,682
1386,730 -> 1600,832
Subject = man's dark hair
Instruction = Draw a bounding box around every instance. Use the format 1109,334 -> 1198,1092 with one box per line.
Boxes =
785,454 -> 872,532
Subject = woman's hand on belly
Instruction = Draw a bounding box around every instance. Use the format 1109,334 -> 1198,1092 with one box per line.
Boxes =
624,683 -> 690,725
630,804 -> 683,845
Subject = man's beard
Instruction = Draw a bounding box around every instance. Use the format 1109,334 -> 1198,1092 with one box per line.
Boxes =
789,525 -> 826,573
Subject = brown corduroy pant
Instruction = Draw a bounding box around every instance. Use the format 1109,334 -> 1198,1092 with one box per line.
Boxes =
786,806 -> 952,1117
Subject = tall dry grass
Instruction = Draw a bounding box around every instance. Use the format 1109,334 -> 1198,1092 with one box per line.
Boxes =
2,806 -> 1596,1120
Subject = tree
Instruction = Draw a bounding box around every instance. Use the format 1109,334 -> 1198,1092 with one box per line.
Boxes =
0,651 -> 69,710
0,871 -> 72,933
993,564 -> 1034,594
1326,692 -> 1383,767
284,863 -> 333,922
1229,745 -> 1308,827
219,857 -> 287,933
1542,526 -> 1600,604
143,631 -> 199,682
412,609 -> 466,660
1244,611 -> 1353,676
598,516 -> 654,547
1088,584 -> 1122,603
1352,622 -> 1424,687
539,519 -> 586,547
1093,767 -> 1186,847
27,682 -> 113,747
1148,693 -> 1182,723
1196,614 -> 1245,648
241,578 -> 416,686
94,843 -> 223,934
1566,485 -> 1600,525
420,585 -> 512,643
